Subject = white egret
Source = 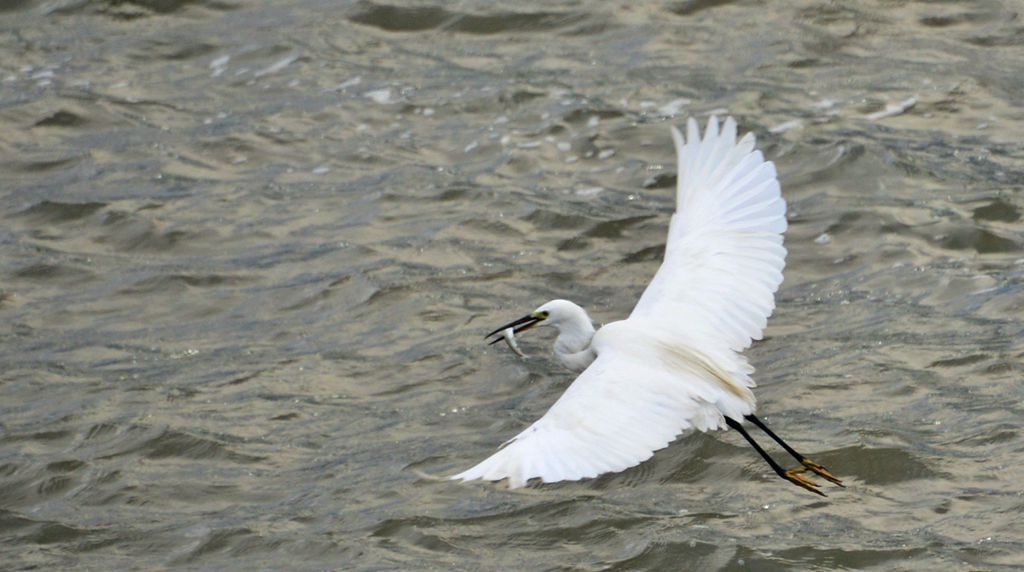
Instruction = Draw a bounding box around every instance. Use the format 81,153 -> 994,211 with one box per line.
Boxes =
452,116 -> 843,495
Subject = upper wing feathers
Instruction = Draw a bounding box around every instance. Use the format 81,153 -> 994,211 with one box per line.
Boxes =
631,116 -> 787,351
451,355 -> 695,488
451,327 -> 757,489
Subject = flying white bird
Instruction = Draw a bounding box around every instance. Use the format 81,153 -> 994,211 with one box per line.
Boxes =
452,116 -> 843,495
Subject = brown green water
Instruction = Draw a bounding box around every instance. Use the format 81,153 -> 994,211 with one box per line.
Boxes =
2,1 -> 1023,570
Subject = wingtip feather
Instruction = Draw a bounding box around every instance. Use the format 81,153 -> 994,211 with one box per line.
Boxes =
705,115 -> 720,139
670,124 -> 685,155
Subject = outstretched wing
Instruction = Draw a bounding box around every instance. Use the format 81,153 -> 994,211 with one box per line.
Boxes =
452,336 -> 754,489
631,116 -> 787,351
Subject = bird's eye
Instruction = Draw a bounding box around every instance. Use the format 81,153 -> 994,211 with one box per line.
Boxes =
538,311 -> 550,319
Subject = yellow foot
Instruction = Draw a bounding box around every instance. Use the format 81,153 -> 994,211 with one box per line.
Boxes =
801,459 -> 844,487
783,469 -> 825,497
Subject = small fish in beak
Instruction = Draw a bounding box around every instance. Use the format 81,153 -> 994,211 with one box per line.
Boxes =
498,327 -> 526,358
484,311 -> 547,358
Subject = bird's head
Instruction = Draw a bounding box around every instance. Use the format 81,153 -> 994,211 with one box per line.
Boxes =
484,299 -> 589,346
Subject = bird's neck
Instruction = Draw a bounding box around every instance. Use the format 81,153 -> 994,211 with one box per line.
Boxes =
553,312 -> 597,372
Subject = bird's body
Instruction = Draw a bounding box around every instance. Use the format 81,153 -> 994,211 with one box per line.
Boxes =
454,117 -> 841,494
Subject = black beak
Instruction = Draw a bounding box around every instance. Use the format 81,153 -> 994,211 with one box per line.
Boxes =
484,315 -> 544,345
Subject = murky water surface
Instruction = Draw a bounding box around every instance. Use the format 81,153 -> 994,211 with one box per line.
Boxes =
2,1 -> 1024,570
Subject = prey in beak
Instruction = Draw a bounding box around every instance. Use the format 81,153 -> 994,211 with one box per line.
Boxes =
484,312 -> 547,357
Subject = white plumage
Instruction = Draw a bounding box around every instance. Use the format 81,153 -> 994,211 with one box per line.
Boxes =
453,116 -> 789,489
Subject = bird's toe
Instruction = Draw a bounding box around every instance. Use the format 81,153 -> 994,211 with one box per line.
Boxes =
801,459 -> 844,487
783,469 -> 826,497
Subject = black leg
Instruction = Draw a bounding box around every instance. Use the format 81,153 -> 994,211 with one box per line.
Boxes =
744,414 -> 844,487
725,417 -> 825,496
744,414 -> 806,462
725,417 -> 784,475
